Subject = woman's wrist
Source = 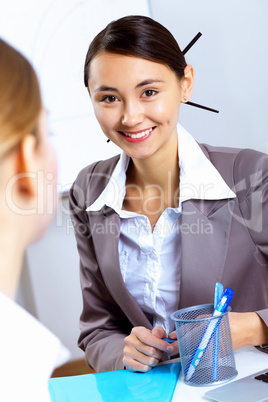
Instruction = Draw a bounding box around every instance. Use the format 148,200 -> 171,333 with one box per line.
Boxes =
252,313 -> 268,346
229,312 -> 268,350
239,312 -> 268,347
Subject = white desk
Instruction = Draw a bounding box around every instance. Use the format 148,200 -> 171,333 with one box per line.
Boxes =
171,346 -> 268,401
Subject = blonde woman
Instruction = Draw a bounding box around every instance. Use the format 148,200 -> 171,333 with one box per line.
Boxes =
0,39 -> 67,401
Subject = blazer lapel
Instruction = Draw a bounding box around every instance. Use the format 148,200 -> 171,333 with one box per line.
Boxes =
179,198 -> 235,308
89,207 -> 152,329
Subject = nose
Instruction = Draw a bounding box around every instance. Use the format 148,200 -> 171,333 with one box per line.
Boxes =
121,100 -> 143,127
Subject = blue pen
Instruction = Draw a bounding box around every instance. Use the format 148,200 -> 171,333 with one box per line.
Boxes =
185,288 -> 234,381
212,282 -> 224,381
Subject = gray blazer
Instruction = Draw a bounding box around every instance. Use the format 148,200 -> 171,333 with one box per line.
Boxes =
69,143 -> 268,372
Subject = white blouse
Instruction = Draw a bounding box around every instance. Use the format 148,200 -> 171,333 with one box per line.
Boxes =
0,292 -> 69,402
87,124 -> 235,334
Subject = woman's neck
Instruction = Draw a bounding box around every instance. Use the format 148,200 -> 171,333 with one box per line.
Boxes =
128,132 -> 179,195
0,219 -> 25,300
0,155 -> 31,300
124,132 -> 180,229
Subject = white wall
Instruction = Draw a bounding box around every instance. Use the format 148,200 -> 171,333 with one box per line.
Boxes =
18,0 -> 268,360
150,0 -> 268,153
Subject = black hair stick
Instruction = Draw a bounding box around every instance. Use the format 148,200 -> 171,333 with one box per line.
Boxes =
183,32 -> 202,54
182,32 -> 219,113
186,101 -> 219,113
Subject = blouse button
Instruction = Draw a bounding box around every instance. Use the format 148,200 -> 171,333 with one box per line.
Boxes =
149,251 -> 157,260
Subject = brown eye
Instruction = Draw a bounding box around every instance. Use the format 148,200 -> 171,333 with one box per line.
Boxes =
141,89 -> 157,98
102,95 -> 118,103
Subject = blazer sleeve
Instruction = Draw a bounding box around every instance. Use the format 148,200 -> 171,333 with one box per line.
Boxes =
234,149 -> 268,327
69,170 -> 132,372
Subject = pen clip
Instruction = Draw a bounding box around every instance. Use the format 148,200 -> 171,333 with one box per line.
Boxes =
214,282 -> 224,308
161,337 -> 176,344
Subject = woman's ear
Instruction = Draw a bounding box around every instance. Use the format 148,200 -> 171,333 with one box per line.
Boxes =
16,134 -> 38,198
181,65 -> 194,102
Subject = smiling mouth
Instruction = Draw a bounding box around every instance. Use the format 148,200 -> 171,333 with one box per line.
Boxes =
119,127 -> 155,139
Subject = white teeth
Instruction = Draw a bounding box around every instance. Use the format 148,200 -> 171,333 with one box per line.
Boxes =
123,127 -> 153,139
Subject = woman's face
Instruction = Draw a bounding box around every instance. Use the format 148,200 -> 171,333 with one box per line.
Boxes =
88,52 -> 186,160
31,108 -> 58,242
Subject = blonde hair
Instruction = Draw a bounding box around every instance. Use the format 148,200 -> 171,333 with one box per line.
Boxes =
0,39 -> 42,158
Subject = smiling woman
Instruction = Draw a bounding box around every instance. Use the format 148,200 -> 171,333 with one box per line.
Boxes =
87,52 -> 192,159
69,15 -> 268,374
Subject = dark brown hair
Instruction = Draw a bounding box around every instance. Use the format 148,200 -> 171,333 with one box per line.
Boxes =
84,15 -> 187,87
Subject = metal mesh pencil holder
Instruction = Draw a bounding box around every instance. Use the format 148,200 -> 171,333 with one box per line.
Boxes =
171,304 -> 237,387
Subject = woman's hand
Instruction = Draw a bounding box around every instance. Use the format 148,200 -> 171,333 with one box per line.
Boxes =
228,312 -> 268,350
123,326 -> 179,372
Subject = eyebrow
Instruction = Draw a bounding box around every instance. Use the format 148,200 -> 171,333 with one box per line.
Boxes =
135,79 -> 164,88
94,79 -> 164,93
94,85 -> 117,93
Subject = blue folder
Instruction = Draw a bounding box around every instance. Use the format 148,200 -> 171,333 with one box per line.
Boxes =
49,362 -> 181,401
